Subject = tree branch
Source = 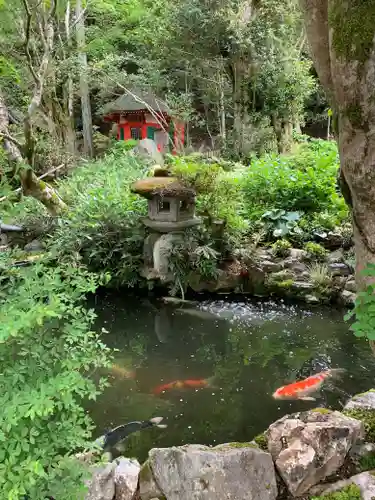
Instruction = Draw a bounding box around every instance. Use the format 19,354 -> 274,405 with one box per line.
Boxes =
0,132 -> 24,151
22,0 -> 39,84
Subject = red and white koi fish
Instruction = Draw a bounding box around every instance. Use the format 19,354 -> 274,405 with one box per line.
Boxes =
272,369 -> 345,401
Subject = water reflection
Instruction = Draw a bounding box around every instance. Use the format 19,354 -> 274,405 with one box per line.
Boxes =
87,292 -> 375,463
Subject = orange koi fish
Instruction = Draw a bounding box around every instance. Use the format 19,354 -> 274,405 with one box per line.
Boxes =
272,369 -> 345,401
153,378 -> 213,395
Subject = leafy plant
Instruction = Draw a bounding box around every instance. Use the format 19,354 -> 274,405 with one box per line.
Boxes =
271,238 -> 292,257
0,251 -> 112,499
345,264 -> 375,340
261,209 -> 302,238
307,262 -> 332,293
304,242 -> 328,261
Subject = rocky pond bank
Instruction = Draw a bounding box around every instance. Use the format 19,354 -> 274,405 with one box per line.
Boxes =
82,390 -> 375,500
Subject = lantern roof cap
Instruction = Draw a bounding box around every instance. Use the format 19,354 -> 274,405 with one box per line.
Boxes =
131,177 -> 195,199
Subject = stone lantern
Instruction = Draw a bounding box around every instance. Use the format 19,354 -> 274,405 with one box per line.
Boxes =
131,172 -> 201,281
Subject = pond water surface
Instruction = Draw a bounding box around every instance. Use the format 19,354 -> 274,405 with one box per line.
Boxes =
87,292 -> 375,463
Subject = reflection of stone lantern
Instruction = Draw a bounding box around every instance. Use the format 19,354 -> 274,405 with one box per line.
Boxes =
131,173 -> 201,281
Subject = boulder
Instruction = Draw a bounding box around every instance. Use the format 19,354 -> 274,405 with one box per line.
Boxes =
24,239 -> 44,253
266,410 -> 364,497
344,390 -> 375,411
309,471 -> 375,499
134,138 -> 164,166
84,461 -> 116,500
114,457 -> 140,500
328,249 -> 345,264
345,279 -> 357,293
328,262 -> 352,277
340,290 -> 356,306
140,443 -> 277,500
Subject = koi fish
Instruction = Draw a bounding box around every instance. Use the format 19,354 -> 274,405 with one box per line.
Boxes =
110,364 -> 136,379
272,369 -> 345,401
153,378 -> 214,395
95,416 -> 167,453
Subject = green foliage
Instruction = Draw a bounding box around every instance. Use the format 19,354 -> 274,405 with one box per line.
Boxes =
261,209 -> 302,238
51,149 -> 148,287
271,239 -> 291,257
168,156 -> 248,237
253,433 -> 268,451
307,263 -> 333,295
311,484 -> 361,500
0,251 -> 112,499
345,264 -> 375,341
304,242 -> 328,261
241,140 -> 348,241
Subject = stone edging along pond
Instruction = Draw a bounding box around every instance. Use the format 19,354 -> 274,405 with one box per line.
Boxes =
186,245 -> 356,308
82,390 -> 375,500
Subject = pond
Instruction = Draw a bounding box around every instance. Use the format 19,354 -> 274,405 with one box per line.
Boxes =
86,292 -> 375,463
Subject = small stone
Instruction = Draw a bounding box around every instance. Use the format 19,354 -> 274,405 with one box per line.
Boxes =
345,279 -> 357,292
328,262 -> 351,276
261,260 -> 284,273
114,457 -> 140,500
24,239 -> 44,253
84,461 -> 116,500
309,471 -> 375,499
290,248 -> 307,260
344,390 -> 375,411
328,249 -> 345,264
305,294 -> 320,304
341,289 -> 356,306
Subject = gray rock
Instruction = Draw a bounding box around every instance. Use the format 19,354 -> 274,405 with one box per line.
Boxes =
291,281 -> 314,293
309,471 -> 375,500
328,249 -> 345,264
305,294 -> 321,304
345,279 -> 357,292
261,260 -> 284,273
340,289 -> 356,306
344,390 -> 375,411
139,460 -> 163,500
84,461 -> 116,500
328,262 -> 351,276
290,248 -> 307,260
266,410 -> 364,497
268,269 -> 295,282
140,443 -> 277,500
282,258 -> 308,275
134,138 -> 164,166
24,239 -> 44,253
114,457 -> 140,500
350,441 -> 375,461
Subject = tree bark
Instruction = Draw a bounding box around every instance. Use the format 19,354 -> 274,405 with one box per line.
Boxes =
75,0 -> 93,158
300,0 -> 375,290
0,93 -> 67,216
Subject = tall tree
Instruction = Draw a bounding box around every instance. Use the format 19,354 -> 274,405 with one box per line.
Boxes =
75,0 -> 93,157
299,1 -> 375,289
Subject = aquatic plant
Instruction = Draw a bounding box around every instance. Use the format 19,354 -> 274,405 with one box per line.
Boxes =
304,242 -> 328,261
311,484 -> 361,500
0,251 -> 112,498
271,238 -> 292,258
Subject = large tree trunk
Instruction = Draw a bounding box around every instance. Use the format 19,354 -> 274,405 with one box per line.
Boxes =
300,0 -> 375,290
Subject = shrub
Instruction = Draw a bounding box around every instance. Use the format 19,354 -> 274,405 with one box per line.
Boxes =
304,242 -> 328,261
0,251 -> 112,499
271,239 -> 292,257
241,139 -> 346,228
51,149 -> 148,287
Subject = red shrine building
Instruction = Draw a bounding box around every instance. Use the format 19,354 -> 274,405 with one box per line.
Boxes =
103,91 -> 185,154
